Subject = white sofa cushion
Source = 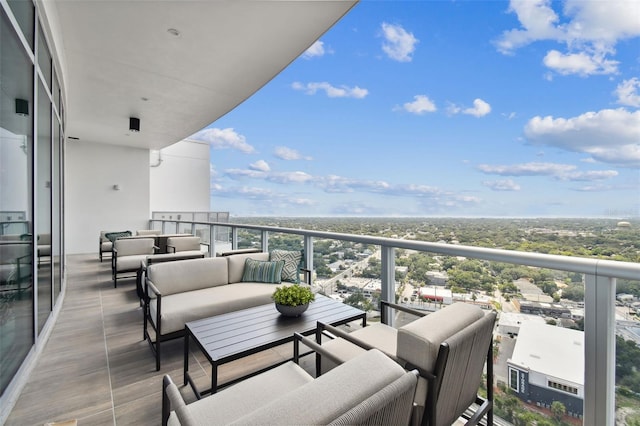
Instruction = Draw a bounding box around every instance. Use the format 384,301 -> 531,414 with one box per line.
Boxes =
114,238 -> 155,256
148,257 -> 228,297
116,254 -> 148,272
150,283 -> 277,334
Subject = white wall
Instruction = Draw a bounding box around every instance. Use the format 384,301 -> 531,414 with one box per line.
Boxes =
66,142 -> 150,254
150,138 -> 209,212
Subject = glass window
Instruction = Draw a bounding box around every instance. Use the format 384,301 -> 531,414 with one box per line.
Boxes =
509,368 -> 519,392
0,7 -> 35,396
53,69 -> 60,117
6,0 -> 33,51
37,22 -> 51,91
37,79 -> 52,333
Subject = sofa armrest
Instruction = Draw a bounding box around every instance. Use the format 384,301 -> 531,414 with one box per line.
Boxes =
166,245 -> 176,253
146,278 -> 162,298
293,332 -> 349,367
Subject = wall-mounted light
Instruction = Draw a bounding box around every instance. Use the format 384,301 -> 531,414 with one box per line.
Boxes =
15,99 -> 29,116
113,184 -> 121,191
129,117 -> 140,132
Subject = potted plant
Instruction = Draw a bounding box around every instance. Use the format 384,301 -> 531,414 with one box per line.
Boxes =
272,285 -> 315,317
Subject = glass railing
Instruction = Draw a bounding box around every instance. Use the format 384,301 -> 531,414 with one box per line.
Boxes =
148,216 -> 640,426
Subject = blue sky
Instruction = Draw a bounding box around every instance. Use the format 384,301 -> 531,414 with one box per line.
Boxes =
192,0 -> 640,218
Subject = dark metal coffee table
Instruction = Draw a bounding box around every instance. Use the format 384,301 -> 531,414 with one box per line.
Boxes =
184,294 -> 366,397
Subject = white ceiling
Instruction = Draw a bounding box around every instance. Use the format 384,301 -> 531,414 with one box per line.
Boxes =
50,0 -> 358,150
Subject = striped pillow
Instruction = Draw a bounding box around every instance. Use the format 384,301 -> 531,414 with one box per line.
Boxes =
241,258 -> 285,284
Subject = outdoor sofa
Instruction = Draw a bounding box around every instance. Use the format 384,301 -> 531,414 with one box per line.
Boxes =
144,250 -> 304,370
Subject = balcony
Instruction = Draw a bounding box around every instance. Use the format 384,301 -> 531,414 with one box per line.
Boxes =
5,218 -> 640,425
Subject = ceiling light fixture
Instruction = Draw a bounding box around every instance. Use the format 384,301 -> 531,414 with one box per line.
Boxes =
167,28 -> 180,37
129,117 -> 140,132
15,99 -> 29,116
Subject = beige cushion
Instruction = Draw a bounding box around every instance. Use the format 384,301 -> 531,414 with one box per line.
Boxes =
149,283 -> 277,334
136,229 -> 161,236
147,257 -> 228,296
320,323 -> 399,374
114,238 -> 155,256
227,252 -> 269,283
229,349 -> 406,425
116,254 -> 148,272
167,236 -> 201,252
397,302 -> 485,373
100,241 -> 112,251
175,360 -> 313,425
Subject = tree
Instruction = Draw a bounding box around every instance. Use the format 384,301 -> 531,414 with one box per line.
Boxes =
551,401 -> 566,422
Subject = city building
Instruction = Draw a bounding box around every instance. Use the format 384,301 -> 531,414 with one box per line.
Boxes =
508,322 -> 584,418
498,312 -> 546,337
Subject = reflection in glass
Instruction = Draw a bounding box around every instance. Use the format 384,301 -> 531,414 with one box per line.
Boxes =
0,8 -> 34,396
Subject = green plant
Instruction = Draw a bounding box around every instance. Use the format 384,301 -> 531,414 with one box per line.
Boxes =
272,285 -> 315,306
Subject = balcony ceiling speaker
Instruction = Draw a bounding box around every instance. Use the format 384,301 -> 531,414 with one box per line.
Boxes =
15,99 -> 29,116
129,117 -> 140,132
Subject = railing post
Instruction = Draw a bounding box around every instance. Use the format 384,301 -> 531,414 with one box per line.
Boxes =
231,227 -> 238,250
381,245 -> 395,326
261,230 -> 269,252
304,236 -> 314,286
209,225 -> 215,257
583,272 -> 616,426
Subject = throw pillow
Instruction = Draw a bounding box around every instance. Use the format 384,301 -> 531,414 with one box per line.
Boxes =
241,258 -> 285,284
270,249 -> 303,283
105,230 -> 132,243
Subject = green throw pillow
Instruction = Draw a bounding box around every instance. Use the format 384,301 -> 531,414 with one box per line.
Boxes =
105,231 -> 132,243
241,258 -> 285,284
270,249 -> 303,283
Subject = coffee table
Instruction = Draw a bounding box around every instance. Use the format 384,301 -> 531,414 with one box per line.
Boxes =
184,294 -> 366,397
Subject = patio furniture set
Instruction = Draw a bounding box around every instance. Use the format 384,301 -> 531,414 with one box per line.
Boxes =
98,230 -> 497,425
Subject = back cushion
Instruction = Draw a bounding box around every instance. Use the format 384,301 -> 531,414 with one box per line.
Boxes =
227,252 -> 269,283
115,238 -> 155,256
167,236 -> 200,252
396,302 -> 485,373
147,257 -> 228,296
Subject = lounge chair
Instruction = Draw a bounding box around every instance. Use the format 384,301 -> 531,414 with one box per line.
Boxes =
311,301 -> 496,426
162,348 -> 418,426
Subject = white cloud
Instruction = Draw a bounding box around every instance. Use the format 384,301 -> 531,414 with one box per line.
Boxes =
292,82 -> 368,99
249,160 -> 270,172
399,95 -> 437,115
615,78 -> 640,107
274,146 -> 312,161
496,0 -> 640,75
478,162 -> 576,176
302,41 -> 326,59
463,99 -> 492,117
478,161 -> 620,181
543,50 -> 618,76
524,108 -> 640,167
224,168 -> 266,179
267,171 -> 314,184
483,180 -> 521,191
380,22 -> 418,62
191,127 -> 255,154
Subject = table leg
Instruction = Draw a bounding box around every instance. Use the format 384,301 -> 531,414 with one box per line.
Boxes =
184,331 -> 190,386
211,363 -> 218,394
